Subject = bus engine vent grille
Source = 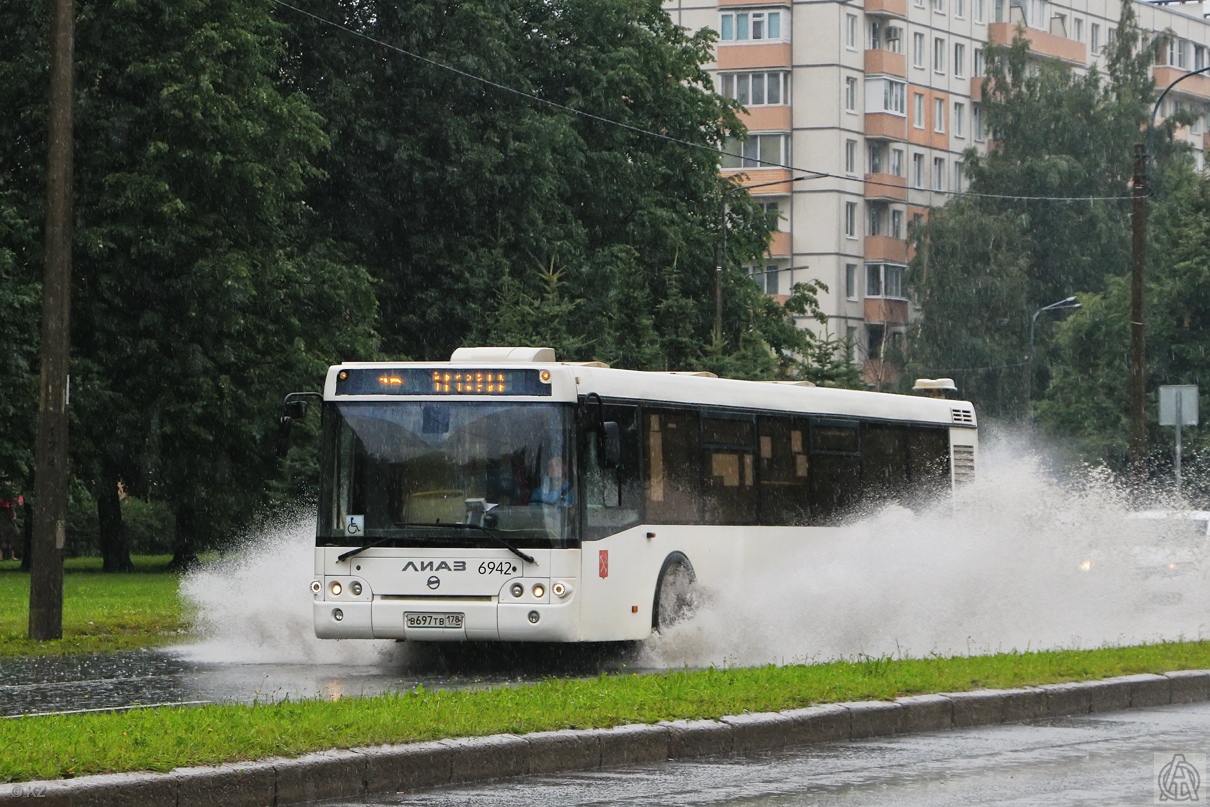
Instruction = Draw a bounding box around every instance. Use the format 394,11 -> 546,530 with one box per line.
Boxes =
950,407 -> 976,425
952,445 -> 976,484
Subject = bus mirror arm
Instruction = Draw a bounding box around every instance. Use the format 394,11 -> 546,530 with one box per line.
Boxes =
600,421 -> 620,469
277,392 -> 321,460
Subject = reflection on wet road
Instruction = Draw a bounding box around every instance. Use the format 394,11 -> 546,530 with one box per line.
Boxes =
0,642 -> 644,717
325,702 -> 1210,806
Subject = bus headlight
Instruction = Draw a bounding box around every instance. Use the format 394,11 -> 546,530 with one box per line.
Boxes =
552,581 -> 570,598
350,581 -> 363,596
510,582 -> 524,598
528,610 -> 540,623
311,580 -> 322,594
333,608 -> 344,622
330,581 -> 343,596
532,583 -> 546,599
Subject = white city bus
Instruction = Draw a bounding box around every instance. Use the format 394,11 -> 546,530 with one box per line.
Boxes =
283,347 -> 977,643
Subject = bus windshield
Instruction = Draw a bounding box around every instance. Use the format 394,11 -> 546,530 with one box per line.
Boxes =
318,401 -> 576,548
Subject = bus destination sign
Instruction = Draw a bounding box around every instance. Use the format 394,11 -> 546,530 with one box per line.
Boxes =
335,367 -> 553,396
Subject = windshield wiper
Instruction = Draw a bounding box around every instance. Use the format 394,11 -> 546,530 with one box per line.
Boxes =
336,522 -> 536,565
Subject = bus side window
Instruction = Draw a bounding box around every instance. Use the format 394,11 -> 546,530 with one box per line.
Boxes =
758,416 -> 810,525
583,404 -> 641,540
644,409 -> 702,524
702,415 -> 757,525
907,427 -> 951,505
809,419 -> 861,523
861,424 -> 909,507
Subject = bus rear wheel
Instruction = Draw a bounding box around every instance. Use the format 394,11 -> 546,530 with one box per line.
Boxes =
652,554 -> 696,633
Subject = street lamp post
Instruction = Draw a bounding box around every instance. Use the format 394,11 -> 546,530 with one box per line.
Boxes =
1130,64 -> 1210,476
716,175 -> 807,343
1026,295 -> 1080,418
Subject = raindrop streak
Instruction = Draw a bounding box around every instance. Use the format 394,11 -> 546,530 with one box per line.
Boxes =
644,437 -> 1210,669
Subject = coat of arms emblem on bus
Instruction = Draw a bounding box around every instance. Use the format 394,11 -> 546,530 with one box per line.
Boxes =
599,550 -> 609,579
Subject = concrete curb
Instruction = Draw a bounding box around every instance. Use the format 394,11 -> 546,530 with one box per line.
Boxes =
4,669 -> 1208,806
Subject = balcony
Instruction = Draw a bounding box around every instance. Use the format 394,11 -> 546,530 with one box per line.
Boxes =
988,22 -> 1085,66
739,106 -> 792,132
864,297 -> 909,325
864,0 -> 908,18
970,75 -> 985,102
865,49 -> 907,78
864,172 -> 907,202
768,230 -> 791,257
865,235 -> 910,263
1154,67 -> 1210,100
722,167 -> 796,192
717,43 -> 793,71
865,112 -> 907,141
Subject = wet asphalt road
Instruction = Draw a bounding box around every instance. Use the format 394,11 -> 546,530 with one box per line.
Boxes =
0,643 -> 642,717
317,702 -> 1210,806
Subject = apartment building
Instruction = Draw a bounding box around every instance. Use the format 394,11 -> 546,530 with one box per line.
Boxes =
664,0 -> 1210,385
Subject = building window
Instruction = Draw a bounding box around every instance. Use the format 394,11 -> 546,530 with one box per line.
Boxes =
868,141 -> 886,174
719,72 -> 789,106
913,93 -> 925,128
846,263 -> 859,300
758,199 -> 784,230
891,208 -> 904,239
912,152 -> 925,187
867,264 -> 906,298
871,205 -> 890,237
721,134 -> 789,169
1196,44 -> 1206,71
1108,27 -> 1116,47
720,10 -> 785,42
1073,17 -> 1083,41
867,78 -> 907,115
846,13 -> 858,49
975,0 -> 984,22
974,48 -> 985,76
934,37 -> 946,73
933,156 -> 945,190
954,101 -> 965,137
891,147 -> 904,177
932,0 -> 944,13
973,102 -> 985,141
750,264 -> 779,295
866,264 -> 882,296
845,139 -> 857,174
913,32 -> 925,68
954,160 -> 964,192
955,0 -> 965,17
934,98 -> 945,133
1090,23 -> 1100,54
845,76 -> 858,112
845,201 -> 858,238
954,43 -> 966,77
847,325 -> 859,361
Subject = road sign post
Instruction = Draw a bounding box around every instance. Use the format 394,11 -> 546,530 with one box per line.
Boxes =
1159,385 -> 1199,491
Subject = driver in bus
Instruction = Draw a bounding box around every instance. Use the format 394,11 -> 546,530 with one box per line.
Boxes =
530,456 -> 573,507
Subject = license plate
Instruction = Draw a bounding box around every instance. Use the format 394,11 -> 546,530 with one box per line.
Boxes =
405,612 -> 465,629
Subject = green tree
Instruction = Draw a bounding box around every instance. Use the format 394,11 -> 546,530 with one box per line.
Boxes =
0,0 -> 378,567
907,3 -> 1175,418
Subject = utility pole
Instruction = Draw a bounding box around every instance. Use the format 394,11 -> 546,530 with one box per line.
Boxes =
1129,142 -> 1147,479
30,0 -> 75,640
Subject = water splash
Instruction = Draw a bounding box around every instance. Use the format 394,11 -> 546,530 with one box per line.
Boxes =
643,437 -> 1210,668
175,514 -> 397,665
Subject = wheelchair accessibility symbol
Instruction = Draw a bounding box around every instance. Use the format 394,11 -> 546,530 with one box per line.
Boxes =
345,515 -> 365,537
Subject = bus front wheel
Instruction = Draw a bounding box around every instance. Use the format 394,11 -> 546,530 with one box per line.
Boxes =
652,553 -> 697,633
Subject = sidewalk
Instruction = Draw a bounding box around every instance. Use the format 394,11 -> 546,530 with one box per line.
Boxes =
3,670 -> 1207,807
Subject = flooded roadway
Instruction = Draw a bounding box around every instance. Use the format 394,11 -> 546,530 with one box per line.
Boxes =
0,642 -> 644,717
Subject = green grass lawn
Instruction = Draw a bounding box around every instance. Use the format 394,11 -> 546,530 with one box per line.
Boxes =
2,640 -> 1209,783
1,557 -> 1209,785
0,556 -> 188,657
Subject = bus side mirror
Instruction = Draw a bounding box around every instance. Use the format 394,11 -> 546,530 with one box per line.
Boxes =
600,422 -> 620,469
277,400 -> 308,459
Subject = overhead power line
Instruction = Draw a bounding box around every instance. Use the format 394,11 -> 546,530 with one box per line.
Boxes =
271,0 -> 1138,205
